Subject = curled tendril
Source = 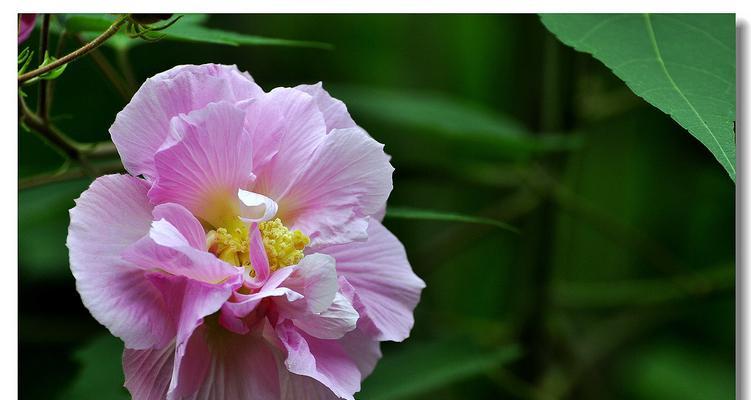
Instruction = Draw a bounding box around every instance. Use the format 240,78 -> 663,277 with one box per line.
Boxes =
124,14 -> 183,42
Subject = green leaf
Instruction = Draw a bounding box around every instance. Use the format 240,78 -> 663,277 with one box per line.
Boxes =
617,342 -> 734,400
386,207 -> 519,233
159,23 -> 333,49
334,86 -> 579,160
540,14 -> 736,181
359,340 -> 521,400
19,179 -> 91,280
18,48 -> 33,74
554,265 -> 734,309
64,14 -> 332,50
39,51 -> 68,80
60,335 -> 128,400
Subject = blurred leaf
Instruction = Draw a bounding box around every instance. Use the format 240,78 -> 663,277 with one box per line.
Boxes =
386,206 -> 518,233
617,342 -> 733,400
19,179 -> 90,280
554,265 -> 734,309
336,86 -> 578,160
360,340 -> 521,400
18,48 -> 33,74
540,14 -> 736,181
64,13 -> 332,51
159,22 -> 333,49
60,335 -> 128,400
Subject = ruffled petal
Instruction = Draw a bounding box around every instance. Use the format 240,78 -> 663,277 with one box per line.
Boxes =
276,321 -> 361,400
339,328 -> 382,379
251,87 -> 328,201
279,127 -> 394,247
295,83 -> 357,132
123,342 -> 176,400
122,216 -> 240,284
145,273 -> 239,399
292,293 -> 358,340
152,203 -> 207,249
67,174 -> 173,349
319,221 -> 425,342
187,320 -> 283,399
280,254 -> 339,314
148,101 -> 254,226
110,64 -> 262,178
219,267 -> 301,334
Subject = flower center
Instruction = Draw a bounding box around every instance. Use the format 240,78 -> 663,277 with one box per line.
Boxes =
206,217 -> 310,273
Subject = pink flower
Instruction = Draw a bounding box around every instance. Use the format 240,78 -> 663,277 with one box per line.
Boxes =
67,64 -> 425,399
18,14 -> 36,44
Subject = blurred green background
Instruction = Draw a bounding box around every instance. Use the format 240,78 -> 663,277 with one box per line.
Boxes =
19,14 -> 734,400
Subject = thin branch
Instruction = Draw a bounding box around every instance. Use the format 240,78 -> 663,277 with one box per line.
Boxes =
37,14 -> 51,121
20,96 -> 80,161
19,160 -> 124,190
18,14 -> 128,83
116,48 -> 138,94
77,34 -> 132,101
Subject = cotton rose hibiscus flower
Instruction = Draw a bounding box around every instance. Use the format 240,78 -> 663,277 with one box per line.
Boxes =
67,64 -> 425,399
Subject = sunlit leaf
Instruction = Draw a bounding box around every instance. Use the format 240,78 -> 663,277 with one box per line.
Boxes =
60,335 -> 128,400
540,14 -> 736,181
360,340 -> 521,400
386,206 -> 518,233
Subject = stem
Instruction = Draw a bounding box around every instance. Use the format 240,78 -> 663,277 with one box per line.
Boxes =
18,15 -> 128,84
19,160 -> 124,190
116,48 -> 138,94
78,35 -> 131,101
37,14 -> 51,121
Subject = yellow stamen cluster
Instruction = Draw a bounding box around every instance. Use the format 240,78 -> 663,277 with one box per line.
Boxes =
206,220 -> 250,267
259,218 -> 310,271
206,217 -> 310,274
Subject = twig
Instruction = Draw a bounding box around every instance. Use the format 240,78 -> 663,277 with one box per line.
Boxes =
77,34 -> 132,101
18,14 -> 128,84
19,160 -> 124,190
37,14 -> 51,121
116,48 -> 138,94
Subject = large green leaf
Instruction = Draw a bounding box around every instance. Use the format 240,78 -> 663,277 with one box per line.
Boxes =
540,14 -> 736,181
359,340 -> 521,400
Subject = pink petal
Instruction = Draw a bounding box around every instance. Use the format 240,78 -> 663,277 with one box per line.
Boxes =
319,221 -> 425,342
280,254 -> 339,314
280,127 -> 394,248
152,203 -> 207,249
276,321 -> 361,400
123,342 -> 175,400
292,293 -> 359,340
251,87 -> 328,201
110,64 -> 262,179
18,14 -> 37,44
295,83 -> 357,132
148,101 -> 254,226
339,328 -> 382,379
146,273 -> 239,399
122,218 -> 240,284
219,267 -> 302,334
280,374 -> 340,400
67,174 -> 173,349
